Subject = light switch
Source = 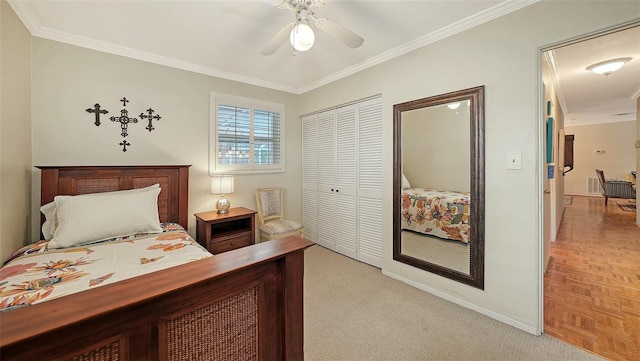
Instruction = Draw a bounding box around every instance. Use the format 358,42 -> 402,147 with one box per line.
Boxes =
506,152 -> 522,170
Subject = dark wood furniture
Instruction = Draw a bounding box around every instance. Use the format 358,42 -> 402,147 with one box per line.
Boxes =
0,165 -> 313,361
37,165 -> 190,238
563,134 -> 574,175
195,207 -> 256,254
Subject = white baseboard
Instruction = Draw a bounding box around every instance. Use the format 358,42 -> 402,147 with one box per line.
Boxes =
565,193 -> 601,197
382,269 -> 540,335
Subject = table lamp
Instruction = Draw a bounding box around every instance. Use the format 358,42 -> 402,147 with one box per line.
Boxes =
211,175 -> 234,214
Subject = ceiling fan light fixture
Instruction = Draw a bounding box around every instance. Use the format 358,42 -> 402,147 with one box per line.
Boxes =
290,22 -> 315,52
586,57 -> 632,75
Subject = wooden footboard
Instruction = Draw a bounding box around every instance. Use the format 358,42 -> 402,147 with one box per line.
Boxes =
0,236 -> 313,361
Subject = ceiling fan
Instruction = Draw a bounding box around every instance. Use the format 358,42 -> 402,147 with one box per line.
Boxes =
260,0 -> 364,55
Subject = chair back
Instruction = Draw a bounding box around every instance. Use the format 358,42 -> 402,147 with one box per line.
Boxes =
255,187 -> 284,225
595,169 -> 606,190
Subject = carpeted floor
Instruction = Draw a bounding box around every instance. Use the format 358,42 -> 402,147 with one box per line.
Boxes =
400,230 -> 469,273
304,245 -> 604,361
564,196 -> 573,205
617,200 -> 636,212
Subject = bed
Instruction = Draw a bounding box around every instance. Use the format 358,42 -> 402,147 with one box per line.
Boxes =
0,165 -> 313,361
401,188 -> 470,243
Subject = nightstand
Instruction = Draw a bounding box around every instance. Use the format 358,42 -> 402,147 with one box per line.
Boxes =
194,207 -> 256,254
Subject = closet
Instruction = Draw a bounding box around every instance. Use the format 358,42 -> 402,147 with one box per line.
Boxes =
302,97 -> 383,267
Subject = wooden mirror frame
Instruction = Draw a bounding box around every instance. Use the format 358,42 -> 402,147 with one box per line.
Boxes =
392,86 -> 485,289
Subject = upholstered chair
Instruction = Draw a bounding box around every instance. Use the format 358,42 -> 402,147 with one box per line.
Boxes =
595,169 -> 636,205
255,187 -> 304,242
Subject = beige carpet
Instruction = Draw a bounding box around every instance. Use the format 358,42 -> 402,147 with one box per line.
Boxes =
303,245 -> 603,361
401,230 -> 469,274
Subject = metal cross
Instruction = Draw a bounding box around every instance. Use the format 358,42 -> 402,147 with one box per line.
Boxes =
119,139 -> 131,152
85,103 -> 109,126
110,109 -> 138,138
140,108 -> 161,132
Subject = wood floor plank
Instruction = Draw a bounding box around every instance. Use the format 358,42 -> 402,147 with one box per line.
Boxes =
545,196 -> 640,361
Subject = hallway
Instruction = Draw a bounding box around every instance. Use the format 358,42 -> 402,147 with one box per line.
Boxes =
544,196 -> 640,361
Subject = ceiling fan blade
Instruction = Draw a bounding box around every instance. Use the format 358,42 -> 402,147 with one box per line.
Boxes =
260,22 -> 295,56
312,16 -> 364,48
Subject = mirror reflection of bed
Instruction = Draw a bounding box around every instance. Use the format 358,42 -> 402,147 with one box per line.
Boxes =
401,101 -> 471,274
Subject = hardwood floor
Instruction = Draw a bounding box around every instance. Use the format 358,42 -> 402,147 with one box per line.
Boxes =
545,195 -> 640,361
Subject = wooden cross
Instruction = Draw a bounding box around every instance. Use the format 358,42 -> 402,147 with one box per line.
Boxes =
85,103 -> 109,126
140,108 -> 161,132
119,139 -> 131,152
110,109 -> 138,138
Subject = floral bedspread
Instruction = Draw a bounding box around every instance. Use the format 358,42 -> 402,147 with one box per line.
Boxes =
401,188 -> 470,243
0,223 -> 212,311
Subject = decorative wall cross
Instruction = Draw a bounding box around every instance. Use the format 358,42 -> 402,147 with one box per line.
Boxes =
119,140 -> 131,152
110,98 -> 138,138
85,97 -> 164,152
85,103 -> 109,126
140,108 -> 161,132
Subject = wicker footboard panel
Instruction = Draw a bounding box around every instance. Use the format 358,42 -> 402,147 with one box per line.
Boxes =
165,286 -> 259,361
72,342 -> 120,361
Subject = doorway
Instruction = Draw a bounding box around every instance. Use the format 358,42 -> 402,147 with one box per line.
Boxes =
540,21 -> 640,359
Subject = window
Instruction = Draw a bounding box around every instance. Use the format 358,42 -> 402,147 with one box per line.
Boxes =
210,93 -> 284,174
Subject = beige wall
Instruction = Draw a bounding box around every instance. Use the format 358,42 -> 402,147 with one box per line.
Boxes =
564,121 -> 636,195
30,38 -> 301,242
1,0 -> 32,262
299,0 -> 639,334
541,58 -> 566,270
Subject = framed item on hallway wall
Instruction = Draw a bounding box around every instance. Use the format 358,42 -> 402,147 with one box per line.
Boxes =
546,117 -> 553,163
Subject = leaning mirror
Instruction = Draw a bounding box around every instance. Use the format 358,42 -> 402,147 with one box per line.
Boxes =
393,86 -> 485,289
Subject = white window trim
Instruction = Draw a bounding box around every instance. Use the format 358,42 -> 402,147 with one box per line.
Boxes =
209,93 -> 285,175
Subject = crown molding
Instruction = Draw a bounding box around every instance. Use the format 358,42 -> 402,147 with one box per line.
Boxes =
631,86 -> 640,100
7,0 -> 299,94
41,26 -> 300,93
7,0 -> 42,34
543,49 -> 570,115
9,0 -> 539,95
299,0 -> 540,94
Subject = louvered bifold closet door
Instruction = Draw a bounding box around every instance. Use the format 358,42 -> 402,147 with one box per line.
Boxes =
302,114 -> 318,242
316,110 -> 337,250
357,98 -> 383,267
334,105 -> 358,259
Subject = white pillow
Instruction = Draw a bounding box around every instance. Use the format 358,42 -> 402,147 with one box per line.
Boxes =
49,186 -> 162,249
40,201 -> 57,240
402,173 -> 411,189
40,184 -> 160,241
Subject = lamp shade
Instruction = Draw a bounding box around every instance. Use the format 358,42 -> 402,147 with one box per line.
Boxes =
290,22 -> 315,52
211,175 -> 234,195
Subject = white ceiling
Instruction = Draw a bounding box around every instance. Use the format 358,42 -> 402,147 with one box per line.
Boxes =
8,0 -> 639,125
10,0 -> 532,93
546,25 -> 640,126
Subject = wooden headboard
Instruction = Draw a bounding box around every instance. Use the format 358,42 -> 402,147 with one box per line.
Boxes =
37,165 -> 191,228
